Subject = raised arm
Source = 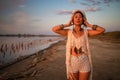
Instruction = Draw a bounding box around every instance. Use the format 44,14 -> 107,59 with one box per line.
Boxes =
52,20 -> 73,36
84,18 -> 105,36
52,24 -> 69,36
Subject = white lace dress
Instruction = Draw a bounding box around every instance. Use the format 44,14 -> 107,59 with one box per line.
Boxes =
66,28 -> 92,80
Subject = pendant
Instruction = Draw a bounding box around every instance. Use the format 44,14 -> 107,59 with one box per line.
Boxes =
74,47 -> 83,54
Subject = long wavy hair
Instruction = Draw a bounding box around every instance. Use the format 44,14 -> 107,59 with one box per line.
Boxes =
71,10 -> 87,30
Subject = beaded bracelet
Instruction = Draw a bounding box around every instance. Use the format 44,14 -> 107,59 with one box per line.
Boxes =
60,24 -> 64,29
92,25 -> 98,30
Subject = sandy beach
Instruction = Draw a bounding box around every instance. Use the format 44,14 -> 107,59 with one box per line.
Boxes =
0,38 -> 120,80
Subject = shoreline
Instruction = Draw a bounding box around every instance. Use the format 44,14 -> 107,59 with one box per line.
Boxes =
0,40 -> 64,70
0,40 -> 66,80
0,38 -> 120,80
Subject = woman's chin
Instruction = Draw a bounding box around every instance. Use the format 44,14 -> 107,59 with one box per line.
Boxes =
74,23 -> 82,26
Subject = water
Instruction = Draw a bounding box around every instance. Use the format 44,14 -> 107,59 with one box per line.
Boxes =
0,36 -> 63,67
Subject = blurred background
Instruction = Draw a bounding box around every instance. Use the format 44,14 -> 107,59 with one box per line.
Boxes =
0,0 -> 120,35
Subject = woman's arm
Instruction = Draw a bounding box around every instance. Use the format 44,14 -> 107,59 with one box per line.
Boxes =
52,24 -> 69,36
52,20 -> 72,36
84,19 -> 105,36
87,24 -> 105,36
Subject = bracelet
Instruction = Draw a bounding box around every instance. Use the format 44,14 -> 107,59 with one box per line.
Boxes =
92,25 -> 98,30
60,24 -> 64,29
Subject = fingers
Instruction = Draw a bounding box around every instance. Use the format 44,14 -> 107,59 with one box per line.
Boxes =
70,20 -> 73,25
70,14 -> 74,25
68,19 -> 73,26
83,17 -> 87,22
83,17 -> 88,25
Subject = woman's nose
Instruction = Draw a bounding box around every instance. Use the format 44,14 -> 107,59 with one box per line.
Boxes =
77,18 -> 80,20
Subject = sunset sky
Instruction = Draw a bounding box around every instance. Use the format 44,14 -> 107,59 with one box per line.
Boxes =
0,0 -> 120,34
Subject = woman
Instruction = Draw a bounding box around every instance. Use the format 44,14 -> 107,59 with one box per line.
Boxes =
52,10 -> 105,80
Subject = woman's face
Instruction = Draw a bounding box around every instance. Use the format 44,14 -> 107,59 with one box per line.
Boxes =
73,13 -> 83,26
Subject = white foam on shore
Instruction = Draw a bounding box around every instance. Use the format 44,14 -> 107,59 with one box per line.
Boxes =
0,37 -> 64,67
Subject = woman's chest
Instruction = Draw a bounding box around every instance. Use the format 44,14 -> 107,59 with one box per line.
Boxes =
71,33 -> 86,46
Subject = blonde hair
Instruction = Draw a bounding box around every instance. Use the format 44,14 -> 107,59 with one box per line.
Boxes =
71,10 -> 86,24
71,10 -> 87,27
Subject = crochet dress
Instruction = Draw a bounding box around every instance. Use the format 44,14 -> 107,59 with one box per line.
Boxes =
66,28 -> 92,80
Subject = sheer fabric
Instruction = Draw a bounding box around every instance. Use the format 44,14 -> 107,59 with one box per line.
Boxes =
66,28 -> 92,80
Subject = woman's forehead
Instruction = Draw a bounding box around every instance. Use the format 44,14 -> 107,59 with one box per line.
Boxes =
74,13 -> 83,17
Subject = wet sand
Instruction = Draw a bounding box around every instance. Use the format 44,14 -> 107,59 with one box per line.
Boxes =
0,38 -> 120,80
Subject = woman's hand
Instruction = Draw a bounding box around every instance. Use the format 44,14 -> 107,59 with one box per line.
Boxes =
84,17 -> 105,36
65,17 -> 73,27
83,18 -> 93,28
52,16 -> 73,36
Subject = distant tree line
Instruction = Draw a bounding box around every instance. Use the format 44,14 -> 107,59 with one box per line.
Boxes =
0,34 -> 60,37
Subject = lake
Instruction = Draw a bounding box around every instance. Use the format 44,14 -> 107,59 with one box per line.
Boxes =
0,36 -> 63,67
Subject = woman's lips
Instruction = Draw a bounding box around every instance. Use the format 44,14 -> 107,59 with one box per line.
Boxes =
76,21 -> 80,23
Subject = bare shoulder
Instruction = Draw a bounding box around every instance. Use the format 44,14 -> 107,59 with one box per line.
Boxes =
64,29 -> 71,36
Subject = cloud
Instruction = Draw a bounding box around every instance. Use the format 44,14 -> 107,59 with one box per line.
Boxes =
19,5 -> 25,8
103,0 -> 118,3
31,19 -> 42,22
56,7 -> 101,15
82,0 -> 120,6
68,0 -> 76,3
79,0 -> 120,12
80,2 -> 90,6
0,10 -> 28,26
68,0 -> 119,12
0,10 -> 29,34
56,10 -> 72,15
83,7 -> 101,12
0,0 -> 25,10
80,0 -> 101,6
13,11 -> 29,26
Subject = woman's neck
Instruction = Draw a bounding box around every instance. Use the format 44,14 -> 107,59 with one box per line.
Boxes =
74,25 -> 82,32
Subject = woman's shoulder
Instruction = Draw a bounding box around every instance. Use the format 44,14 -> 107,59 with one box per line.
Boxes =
83,28 -> 88,33
66,29 -> 73,37
67,29 -> 73,34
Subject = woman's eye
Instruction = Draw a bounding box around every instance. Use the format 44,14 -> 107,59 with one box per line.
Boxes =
75,17 -> 82,19
75,16 -> 79,18
75,17 -> 77,18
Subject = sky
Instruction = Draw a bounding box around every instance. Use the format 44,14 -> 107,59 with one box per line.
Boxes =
0,0 -> 120,35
